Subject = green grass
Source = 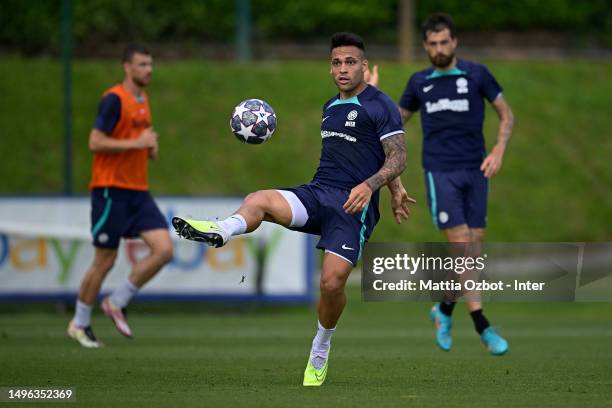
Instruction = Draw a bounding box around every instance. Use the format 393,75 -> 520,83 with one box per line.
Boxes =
1,292 -> 611,407
0,58 -> 611,241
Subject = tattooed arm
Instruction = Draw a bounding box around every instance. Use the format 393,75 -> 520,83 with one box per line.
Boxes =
380,140 -> 415,224
365,134 -> 407,191
342,134 -> 407,214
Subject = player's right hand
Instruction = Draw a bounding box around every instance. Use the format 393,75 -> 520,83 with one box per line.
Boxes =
135,128 -> 158,150
343,182 -> 373,215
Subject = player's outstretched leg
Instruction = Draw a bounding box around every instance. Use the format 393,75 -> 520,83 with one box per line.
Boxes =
303,252 -> 352,387
173,190 -> 293,247
430,301 -> 454,351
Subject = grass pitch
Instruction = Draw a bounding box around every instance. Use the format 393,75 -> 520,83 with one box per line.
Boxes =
1,291 -> 611,407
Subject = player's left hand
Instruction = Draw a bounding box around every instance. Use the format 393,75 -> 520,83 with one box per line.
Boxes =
344,182 -> 373,214
390,186 -> 416,224
481,143 -> 505,178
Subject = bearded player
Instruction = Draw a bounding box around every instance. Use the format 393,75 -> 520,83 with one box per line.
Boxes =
370,13 -> 513,355
67,44 -> 173,348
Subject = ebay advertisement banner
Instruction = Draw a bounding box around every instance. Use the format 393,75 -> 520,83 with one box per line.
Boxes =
0,197 -> 314,302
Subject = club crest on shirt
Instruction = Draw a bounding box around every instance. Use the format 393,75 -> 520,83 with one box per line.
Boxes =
345,109 -> 358,127
456,77 -> 468,94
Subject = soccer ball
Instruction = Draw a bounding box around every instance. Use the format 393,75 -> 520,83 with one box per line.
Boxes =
230,99 -> 277,144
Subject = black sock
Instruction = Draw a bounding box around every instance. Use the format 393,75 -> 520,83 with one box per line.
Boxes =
470,309 -> 490,335
439,300 -> 456,316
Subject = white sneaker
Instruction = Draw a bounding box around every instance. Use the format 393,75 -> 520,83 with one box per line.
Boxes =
67,320 -> 102,348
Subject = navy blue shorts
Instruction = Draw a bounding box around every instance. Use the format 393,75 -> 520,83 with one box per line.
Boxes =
424,169 -> 488,230
90,187 -> 168,249
281,181 -> 379,266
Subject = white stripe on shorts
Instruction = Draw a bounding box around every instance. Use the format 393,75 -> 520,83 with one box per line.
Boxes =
324,249 -> 354,266
275,190 -> 309,228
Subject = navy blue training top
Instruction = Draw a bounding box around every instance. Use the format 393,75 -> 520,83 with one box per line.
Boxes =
313,84 -> 405,209
399,59 -> 502,171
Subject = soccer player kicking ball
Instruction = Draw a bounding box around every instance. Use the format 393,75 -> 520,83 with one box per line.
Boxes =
370,13 -> 514,355
67,45 -> 174,348
173,32 -> 415,386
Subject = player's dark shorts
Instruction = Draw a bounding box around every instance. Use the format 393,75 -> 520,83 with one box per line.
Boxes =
90,187 -> 168,249
279,181 -> 379,266
424,168 -> 488,230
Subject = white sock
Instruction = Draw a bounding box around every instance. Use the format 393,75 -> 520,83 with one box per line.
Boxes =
74,300 -> 92,328
310,321 -> 335,369
109,279 -> 139,309
218,214 -> 247,236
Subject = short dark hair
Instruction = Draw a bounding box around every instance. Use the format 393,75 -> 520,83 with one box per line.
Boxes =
122,44 -> 151,63
422,13 -> 456,40
330,32 -> 365,54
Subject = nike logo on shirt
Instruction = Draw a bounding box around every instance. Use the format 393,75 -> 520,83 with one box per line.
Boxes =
423,84 -> 434,93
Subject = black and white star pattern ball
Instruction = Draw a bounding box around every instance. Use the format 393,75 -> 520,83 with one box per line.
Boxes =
230,99 -> 277,144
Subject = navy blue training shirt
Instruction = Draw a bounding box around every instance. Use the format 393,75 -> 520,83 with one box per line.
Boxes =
313,84 -> 405,207
94,93 -> 121,134
399,59 -> 502,171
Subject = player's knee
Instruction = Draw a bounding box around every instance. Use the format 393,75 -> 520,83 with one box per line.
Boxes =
470,229 -> 485,243
150,236 -> 173,264
244,190 -> 272,210
445,226 -> 471,243
244,191 -> 261,208
320,273 -> 346,296
244,192 -> 257,204
156,242 -> 174,264
94,251 -> 117,272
